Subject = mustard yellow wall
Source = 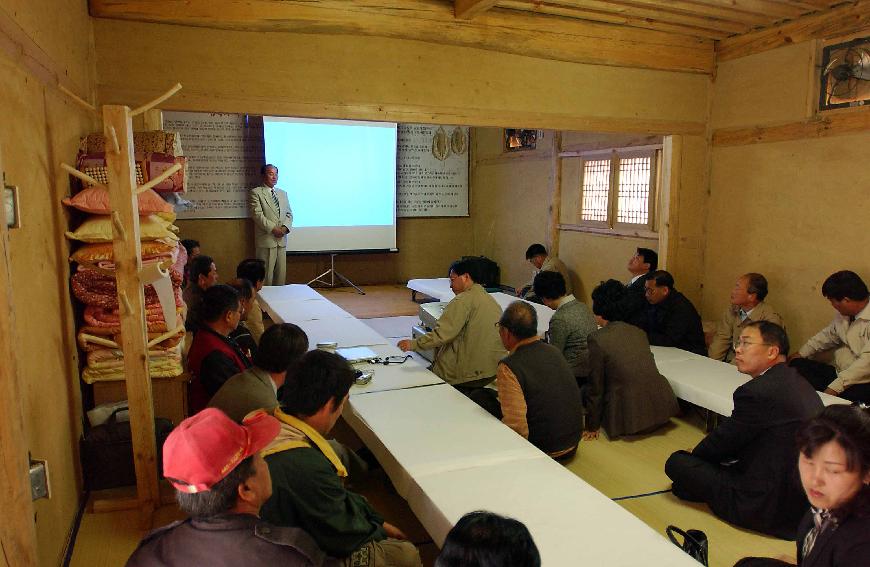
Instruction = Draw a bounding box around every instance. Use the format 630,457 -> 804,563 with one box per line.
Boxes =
1,1 -> 97,565
704,41 -> 870,348
470,128 -> 555,290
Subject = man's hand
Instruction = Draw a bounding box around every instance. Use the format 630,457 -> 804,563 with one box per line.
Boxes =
397,339 -> 413,352
382,522 -> 407,540
823,387 -> 840,396
582,430 -> 599,441
787,352 -> 803,362
271,227 -> 285,237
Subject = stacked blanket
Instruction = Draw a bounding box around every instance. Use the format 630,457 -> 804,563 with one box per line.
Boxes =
64,130 -> 189,384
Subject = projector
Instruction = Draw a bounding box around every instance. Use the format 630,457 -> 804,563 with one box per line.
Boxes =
418,301 -> 448,330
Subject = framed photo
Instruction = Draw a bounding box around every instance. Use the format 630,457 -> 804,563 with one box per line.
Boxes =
5,185 -> 20,229
504,129 -> 538,152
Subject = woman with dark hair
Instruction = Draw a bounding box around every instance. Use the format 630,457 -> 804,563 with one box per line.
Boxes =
583,279 -> 679,439
435,511 -> 540,567
735,404 -> 870,567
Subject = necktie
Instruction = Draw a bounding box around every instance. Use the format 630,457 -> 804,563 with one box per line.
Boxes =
802,508 -> 832,559
738,308 -> 749,322
271,188 -> 280,211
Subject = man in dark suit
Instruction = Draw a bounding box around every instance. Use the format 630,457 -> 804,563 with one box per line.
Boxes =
642,270 -> 707,355
665,321 -> 824,539
613,247 -> 657,327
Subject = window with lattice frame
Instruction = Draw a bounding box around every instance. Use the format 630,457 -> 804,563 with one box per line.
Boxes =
577,148 -> 658,231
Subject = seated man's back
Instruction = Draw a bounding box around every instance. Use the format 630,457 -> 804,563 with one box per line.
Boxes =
497,302 -> 583,458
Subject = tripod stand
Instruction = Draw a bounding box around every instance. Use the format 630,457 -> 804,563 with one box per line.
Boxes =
307,253 -> 365,295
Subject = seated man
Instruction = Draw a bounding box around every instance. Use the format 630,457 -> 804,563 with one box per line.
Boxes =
584,280 -> 678,440
517,243 -> 572,300
709,273 -> 784,363
533,271 -> 597,381
642,270 -> 707,355
227,278 -> 259,361
615,247 -> 657,328
496,301 -> 583,459
126,408 -> 327,566
209,323 -> 309,422
183,254 -> 219,332
260,350 -> 421,567
398,259 -> 506,391
237,258 -> 267,343
665,321 -> 823,539
790,270 -> 870,403
187,285 -> 252,413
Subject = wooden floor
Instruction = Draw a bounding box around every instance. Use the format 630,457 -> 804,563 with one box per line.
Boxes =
69,284 -> 795,567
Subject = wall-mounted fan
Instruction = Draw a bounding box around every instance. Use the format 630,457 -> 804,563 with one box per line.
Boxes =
819,37 -> 870,110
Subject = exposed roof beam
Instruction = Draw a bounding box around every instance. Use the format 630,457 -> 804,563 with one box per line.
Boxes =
455,0 -> 499,20
89,1 -> 715,74
717,0 -> 870,62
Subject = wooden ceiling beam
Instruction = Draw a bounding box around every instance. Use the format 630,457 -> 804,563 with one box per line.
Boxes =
697,0 -> 807,19
717,0 -> 870,62
586,0 -> 774,26
542,0 -> 752,34
455,0 -> 499,20
89,0 -> 715,73
499,1 -> 733,39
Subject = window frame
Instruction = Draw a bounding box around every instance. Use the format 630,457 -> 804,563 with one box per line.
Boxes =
576,145 -> 660,234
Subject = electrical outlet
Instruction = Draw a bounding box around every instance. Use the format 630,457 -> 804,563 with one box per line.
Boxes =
30,459 -> 50,501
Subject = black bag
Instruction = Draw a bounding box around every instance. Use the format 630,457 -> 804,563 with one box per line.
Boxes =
666,525 -> 709,566
80,407 -> 173,491
461,256 -> 500,289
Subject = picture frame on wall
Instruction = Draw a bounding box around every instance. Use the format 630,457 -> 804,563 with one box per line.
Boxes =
5,184 -> 20,229
504,129 -> 538,152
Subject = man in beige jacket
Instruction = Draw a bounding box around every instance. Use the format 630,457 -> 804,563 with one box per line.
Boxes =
249,164 -> 293,286
708,273 -> 784,363
398,259 -> 506,394
517,243 -> 572,300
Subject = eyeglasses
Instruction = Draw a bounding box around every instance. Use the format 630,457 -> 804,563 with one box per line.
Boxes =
733,339 -> 772,350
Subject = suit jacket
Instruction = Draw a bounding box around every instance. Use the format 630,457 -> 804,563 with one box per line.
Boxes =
250,185 -> 293,249
614,273 -> 650,328
708,301 -> 785,363
208,367 -> 278,423
794,504 -> 870,567
734,503 -> 870,567
585,322 -> 678,438
693,363 -> 824,538
643,289 -> 707,356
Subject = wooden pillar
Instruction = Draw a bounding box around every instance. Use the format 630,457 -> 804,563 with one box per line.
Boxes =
658,135 -> 682,271
102,105 -> 159,525
0,149 -> 39,565
546,131 -> 562,256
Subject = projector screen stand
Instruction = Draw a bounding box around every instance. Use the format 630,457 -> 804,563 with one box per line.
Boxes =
307,253 -> 365,295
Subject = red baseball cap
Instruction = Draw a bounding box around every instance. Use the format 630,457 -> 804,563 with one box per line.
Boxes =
163,408 -> 280,493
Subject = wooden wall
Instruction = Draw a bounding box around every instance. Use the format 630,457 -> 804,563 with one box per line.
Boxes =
703,40 -> 870,349
93,19 -> 710,291
0,1 -> 97,565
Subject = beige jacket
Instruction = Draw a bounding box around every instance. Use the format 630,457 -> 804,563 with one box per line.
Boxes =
527,256 -> 573,295
799,302 -> 870,392
249,184 -> 293,249
246,297 -> 265,344
410,283 -> 507,385
708,301 -> 785,363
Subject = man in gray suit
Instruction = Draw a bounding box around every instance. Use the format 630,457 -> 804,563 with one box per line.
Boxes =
249,164 -> 293,286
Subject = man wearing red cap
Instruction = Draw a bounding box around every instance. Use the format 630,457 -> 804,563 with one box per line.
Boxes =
126,408 -> 332,566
